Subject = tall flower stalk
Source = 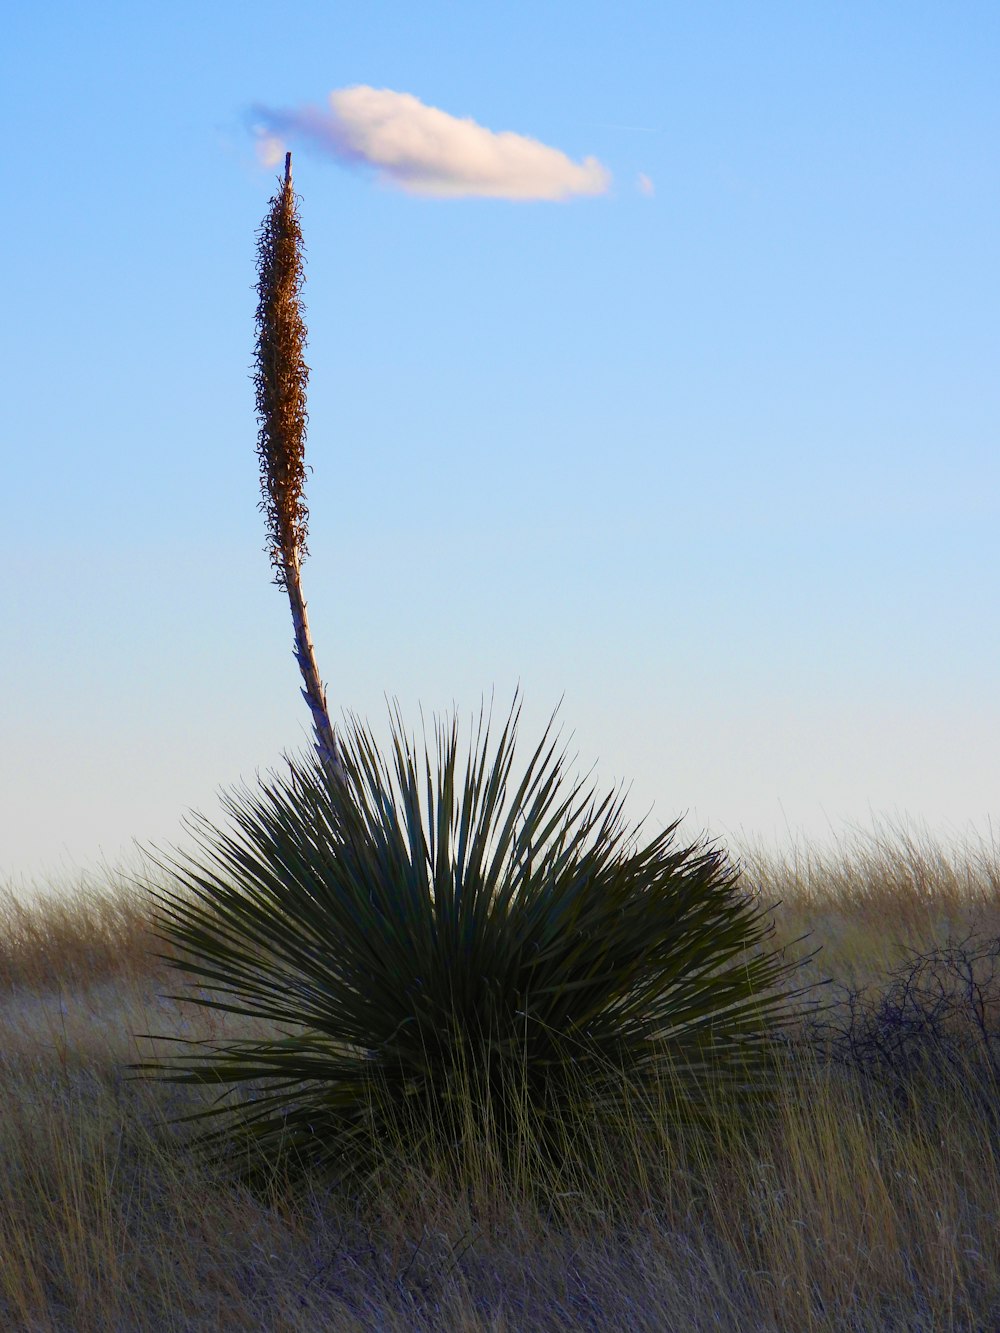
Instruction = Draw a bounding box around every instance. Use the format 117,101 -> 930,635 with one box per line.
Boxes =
254,152 -> 344,781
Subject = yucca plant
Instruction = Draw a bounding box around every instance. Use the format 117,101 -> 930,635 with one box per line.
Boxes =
134,700 -> 820,1193
132,157 -> 823,1198
254,151 -> 343,779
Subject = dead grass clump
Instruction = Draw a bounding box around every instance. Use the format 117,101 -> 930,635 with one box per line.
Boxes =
794,929 -> 1000,1141
0,871 -> 160,995
740,822 -> 1000,1011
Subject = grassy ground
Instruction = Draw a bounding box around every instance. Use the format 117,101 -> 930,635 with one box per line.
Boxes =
1,827 -> 999,1331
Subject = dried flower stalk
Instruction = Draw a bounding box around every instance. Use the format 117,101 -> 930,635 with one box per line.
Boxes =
254,152 -> 344,780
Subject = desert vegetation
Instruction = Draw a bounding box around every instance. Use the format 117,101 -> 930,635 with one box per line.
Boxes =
1,824 -> 999,1331
4,159 -> 995,1332
131,704 -> 816,1200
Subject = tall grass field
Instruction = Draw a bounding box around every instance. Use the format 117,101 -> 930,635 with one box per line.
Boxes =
1,825 -> 998,1331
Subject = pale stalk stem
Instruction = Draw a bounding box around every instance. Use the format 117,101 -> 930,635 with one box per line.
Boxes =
283,550 -> 345,783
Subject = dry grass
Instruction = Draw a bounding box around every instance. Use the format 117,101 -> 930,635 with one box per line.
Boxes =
1,827 -> 999,1331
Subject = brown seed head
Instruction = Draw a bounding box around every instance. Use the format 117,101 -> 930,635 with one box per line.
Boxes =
254,152 -> 311,588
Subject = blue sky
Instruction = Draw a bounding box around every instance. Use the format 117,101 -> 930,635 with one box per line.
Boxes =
3,2 -> 998,889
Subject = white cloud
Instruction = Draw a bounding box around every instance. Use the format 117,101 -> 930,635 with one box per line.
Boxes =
254,131 -> 285,170
636,172 -> 655,197
254,86 -> 611,201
